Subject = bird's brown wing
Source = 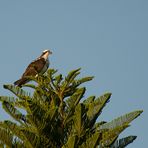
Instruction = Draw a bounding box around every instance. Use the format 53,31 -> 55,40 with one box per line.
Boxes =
14,58 -> 46,87
14,77 -> 29,87
22,58 -> 46,77
14,66 -> 38,87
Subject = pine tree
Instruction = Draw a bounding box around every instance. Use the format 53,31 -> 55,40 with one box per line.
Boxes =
0,68 -> 142,148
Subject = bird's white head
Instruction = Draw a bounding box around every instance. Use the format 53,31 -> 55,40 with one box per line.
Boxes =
42,49 -> 52,54
41,49 -> 52,60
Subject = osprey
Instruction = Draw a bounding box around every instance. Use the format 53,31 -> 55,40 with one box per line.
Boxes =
14,49 -> 52,87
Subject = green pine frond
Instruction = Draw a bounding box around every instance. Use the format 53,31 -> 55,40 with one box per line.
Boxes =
0,96 -> 18,106
1,121 -> 36,148
111,135 -> 137,148
100,110 -> 143,130
23,84 -> 37,89
28,75 -> 50,87
0,96 -> 31,111
66,87 -> 86,109
74,104 -> 84,137
62,135 -> 76,148
80,132 -> 101,148
86,92 -> 111,127
64,88 -> 86,125
0,96 -> 16,103
0,127 -> 13,147
58,69 -> 82,99
12,138 -> 24,148
0,141 -> 4,147
32,91 -> 50,112
20,129 -> 41,148
3,84 -> 30,100
26,99 -> 46,128
83,96 -> 95,104
100,124 -> 129,147
65,68 -> 81,84
73,103 -> 86,137
74,76 -> 94,87
2,101 -> 26,124
54,74 -> 63,86
47,69 -> 58,77
0,121 -> 25,142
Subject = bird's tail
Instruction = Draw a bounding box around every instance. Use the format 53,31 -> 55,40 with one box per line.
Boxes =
14,78 -> 28,87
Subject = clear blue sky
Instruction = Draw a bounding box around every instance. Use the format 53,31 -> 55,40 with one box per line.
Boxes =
0,1 -> 147,147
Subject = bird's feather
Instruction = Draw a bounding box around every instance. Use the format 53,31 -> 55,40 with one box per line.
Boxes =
14,78 -> 29,87
22,58 -> 46,77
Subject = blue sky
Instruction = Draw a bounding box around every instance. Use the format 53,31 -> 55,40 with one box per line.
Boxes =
0,1 -> 147,147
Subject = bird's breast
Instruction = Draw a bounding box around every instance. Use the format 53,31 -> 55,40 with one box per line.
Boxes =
40,59 -> 49,74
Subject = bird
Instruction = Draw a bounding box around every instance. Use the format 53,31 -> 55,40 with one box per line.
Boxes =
14,49 -> 52,87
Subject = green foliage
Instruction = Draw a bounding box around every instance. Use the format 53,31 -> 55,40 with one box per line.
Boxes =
0,69 -> 143,148
111,136 -> 137,148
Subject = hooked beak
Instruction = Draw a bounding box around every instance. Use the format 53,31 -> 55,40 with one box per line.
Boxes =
48,50 -> 52,54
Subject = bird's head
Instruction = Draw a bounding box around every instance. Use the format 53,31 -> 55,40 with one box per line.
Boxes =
40,49 -> 52,60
